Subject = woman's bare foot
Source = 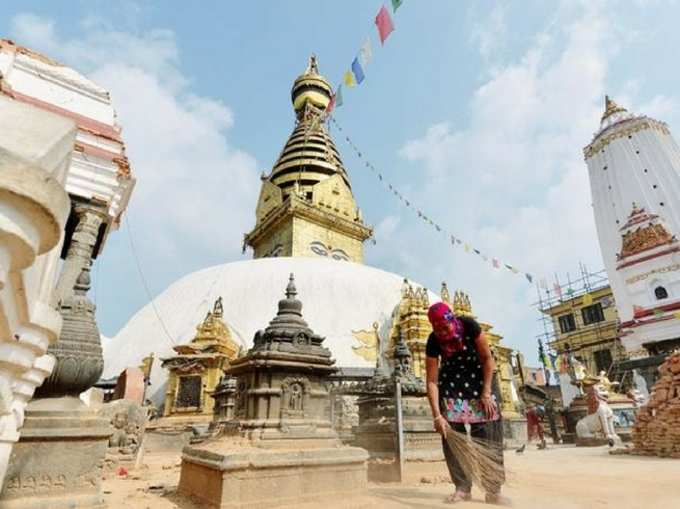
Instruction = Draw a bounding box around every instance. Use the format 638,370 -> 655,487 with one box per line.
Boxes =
445,490 -> 472,504
485,493 -> 511,505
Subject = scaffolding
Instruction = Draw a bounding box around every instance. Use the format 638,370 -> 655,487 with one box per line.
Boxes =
533,263 -> 622,378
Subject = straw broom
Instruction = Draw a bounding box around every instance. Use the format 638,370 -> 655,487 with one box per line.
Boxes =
444,426 -> 506,492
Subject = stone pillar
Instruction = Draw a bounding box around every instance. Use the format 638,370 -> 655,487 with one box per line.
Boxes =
212,375 -> 237,423
0,97 -> 74,487
1,267 -> 111,508
53,203 -> 106,306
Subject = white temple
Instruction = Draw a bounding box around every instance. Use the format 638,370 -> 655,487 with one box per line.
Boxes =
584,97 -> 680,356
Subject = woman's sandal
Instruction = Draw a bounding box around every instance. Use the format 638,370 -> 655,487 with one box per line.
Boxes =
445,491 -> 472,504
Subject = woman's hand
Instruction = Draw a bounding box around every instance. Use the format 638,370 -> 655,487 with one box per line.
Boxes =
480,392 -> 495,419
433,415 -> 450,436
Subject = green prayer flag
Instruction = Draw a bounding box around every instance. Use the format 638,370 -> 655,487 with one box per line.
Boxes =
391,0 -> 403,12
336,85 -> 344,107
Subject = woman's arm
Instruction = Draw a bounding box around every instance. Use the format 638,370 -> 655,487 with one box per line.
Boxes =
426,355 -> 448,435
475,332 -> 497,417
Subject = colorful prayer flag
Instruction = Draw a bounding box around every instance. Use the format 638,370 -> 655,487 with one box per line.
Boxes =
525,273 -> 534,283
359,38 -> 373,67
375,5 -> 395,45
633,305 -> 645,317
654,308 -> 664,317
344,70 -> 356,87
582,293 -> 593,306
674,311 -> 680,320
327,93 -> 336,114
351,57 -> 365,84
391,0 -> 403,12
492,258 -> 500,268
464,244 -> 471,253
539,278 -> 548,290
451,235 -> 456,244
553,283 -> 563,298
335,85 -> 344,107
473,249 -> 481,255
455,239 -> 462,245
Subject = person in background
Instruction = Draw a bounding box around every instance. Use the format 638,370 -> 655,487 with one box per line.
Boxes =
425,301 -> 505,504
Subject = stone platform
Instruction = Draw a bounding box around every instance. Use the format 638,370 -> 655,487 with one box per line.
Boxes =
179,441 -> 368,508
0,397 -> 111,509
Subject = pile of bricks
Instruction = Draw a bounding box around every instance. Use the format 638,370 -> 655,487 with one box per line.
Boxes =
632,351 -> 680,458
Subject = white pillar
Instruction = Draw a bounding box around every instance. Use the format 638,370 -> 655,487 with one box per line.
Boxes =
0,96 -> 74,486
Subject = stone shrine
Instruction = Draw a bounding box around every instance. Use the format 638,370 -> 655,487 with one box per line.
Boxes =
178,275 -> 367,508
354,333 -> 441,481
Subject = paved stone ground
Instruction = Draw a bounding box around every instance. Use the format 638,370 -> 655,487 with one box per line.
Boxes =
102,444 -> 680,508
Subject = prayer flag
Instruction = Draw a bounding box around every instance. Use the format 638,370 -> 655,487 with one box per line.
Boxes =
525,273 -> 534,283
375,5 -> 395,45
435,224 -> 441,232
451,235 -> 456,244
553,283 -> 563,298
327,93 -> 336,114
633,305 -> 645,318
473,248 -> 481,255
352,57 -> 365,84
566,288 -> 574,296
539,277 -> 548,290
654,308 -> 664,317
405,200 -> 410,206
582,293 -> 593,306
673,311 -> 680,320
464,244 -> 471,253
482,255 -> 488,262
344,70 -> 356,87
335,85 -> 344,107
492,258 -> 500,268
391,0 -> 403,12
359,38 -> 373,67
455,239 -> 462,245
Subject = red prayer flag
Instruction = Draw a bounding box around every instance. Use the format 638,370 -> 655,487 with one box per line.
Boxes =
375,5 -> 395,45
326,93 -> 336,114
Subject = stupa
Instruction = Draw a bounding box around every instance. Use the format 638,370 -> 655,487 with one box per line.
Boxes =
584,97 -> 680,384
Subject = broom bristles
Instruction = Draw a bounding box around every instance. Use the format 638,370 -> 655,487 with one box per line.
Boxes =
444,427 -> 506,492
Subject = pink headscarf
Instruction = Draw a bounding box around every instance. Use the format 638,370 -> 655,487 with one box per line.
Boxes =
427,302 -> 464,357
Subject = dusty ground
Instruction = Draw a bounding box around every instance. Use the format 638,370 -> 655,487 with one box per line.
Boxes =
102,444 -> 680,509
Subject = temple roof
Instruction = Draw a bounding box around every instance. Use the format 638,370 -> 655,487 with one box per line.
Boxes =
268,56 -> 352,193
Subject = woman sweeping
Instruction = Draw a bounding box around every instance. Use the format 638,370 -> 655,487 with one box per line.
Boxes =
425,301 -> 505,504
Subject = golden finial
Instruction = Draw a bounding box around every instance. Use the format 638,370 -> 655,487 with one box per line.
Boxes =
305,54 -> 319,75
601,95 -> 627,123
440,281 -> 450,304
421,288 -> 430,308
401,278 -> 410,298
213,296 -> 224,318
453,290 -> 473,316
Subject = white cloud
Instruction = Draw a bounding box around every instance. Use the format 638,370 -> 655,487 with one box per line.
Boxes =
469,2 -> 508,63
11,13 -> 259,264
384,2 -> 678,362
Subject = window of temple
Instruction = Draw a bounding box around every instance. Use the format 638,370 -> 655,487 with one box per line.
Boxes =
593,349 -> 613,373
176,376 -> 202,409
558,313 -> 576,333
582,303 -> 605,325
655,286 -> 669,300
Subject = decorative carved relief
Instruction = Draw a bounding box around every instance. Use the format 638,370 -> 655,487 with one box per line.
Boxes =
619,223 -> 674,259
280,376 -> 311,420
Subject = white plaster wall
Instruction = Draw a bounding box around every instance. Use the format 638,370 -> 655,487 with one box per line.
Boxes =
0,96 -> 74,486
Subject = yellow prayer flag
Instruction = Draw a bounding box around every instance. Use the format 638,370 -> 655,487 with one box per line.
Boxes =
343,70 -> 356,87
673,311 -> 680,320
464,244 -> 471,253
582,293 -> 593,305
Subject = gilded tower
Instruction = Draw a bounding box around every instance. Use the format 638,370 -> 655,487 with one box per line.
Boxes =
244,56 -> 373,263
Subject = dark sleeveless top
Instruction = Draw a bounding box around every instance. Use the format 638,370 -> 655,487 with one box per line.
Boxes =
426,316 -> 500,423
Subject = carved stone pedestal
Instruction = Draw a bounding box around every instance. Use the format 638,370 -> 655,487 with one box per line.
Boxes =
0,397 -> 110,509
355,393 -> 442,482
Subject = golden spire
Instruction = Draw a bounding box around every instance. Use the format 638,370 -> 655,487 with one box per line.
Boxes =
440,281 -> 451,304
601,95 -> 627,123
291,54 -> 332,115
453,290 -> 473,317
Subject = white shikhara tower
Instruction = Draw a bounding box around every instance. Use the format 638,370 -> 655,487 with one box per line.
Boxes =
585,97 -> 680,355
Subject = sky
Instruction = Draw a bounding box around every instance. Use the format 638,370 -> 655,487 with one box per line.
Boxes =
3,0 -> 680,365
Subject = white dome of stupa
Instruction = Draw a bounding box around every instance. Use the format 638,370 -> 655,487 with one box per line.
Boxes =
103,257 -> 436,403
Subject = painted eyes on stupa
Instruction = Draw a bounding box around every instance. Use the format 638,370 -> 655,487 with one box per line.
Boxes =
309,241 -> 349,261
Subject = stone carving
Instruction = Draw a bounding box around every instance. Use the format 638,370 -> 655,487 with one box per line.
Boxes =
35,265 -> 104,398
97,399 -> 147,455
575,379 -> 619,445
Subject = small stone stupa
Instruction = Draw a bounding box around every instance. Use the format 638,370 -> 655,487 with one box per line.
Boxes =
178,274 -> 367,508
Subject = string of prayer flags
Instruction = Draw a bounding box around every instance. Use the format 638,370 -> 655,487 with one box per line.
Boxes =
343,70 -> 356,87
391,0 -> 403,12
375,5 -> 395,45
327,116 -> 538,285
359,38 -> 373,67
553,283 -> 563,298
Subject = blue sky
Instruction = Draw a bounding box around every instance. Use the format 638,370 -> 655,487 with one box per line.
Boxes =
3,0 -> 680,364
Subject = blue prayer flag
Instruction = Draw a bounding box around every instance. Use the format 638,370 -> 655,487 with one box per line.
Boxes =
351,57 -> 365,84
